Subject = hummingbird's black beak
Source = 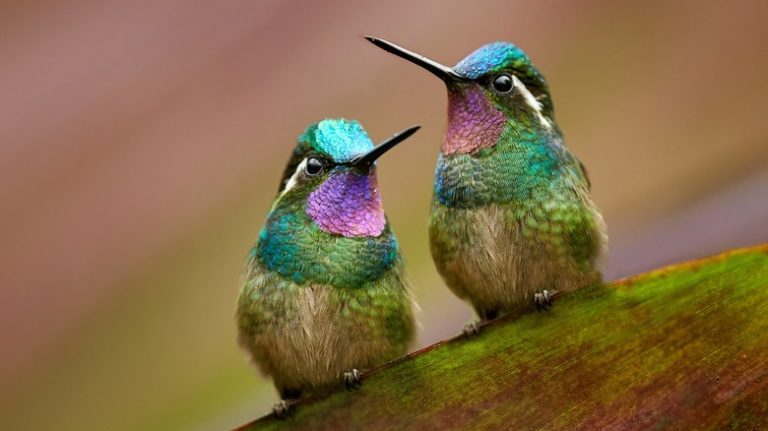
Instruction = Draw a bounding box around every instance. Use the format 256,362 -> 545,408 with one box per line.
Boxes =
351,125 -> 421,168
365,36 -> 465,82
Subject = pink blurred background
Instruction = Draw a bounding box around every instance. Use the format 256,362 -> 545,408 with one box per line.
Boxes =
2,1 -> 768,429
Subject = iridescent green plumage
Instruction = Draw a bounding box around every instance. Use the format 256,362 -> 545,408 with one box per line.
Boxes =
236,119 -> 417,406
429,116 -> 605,318
367,38 -> 606,321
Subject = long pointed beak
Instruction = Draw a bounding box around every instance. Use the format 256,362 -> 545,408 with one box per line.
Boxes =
365,36 -> 464,82
351,125 -> 421,168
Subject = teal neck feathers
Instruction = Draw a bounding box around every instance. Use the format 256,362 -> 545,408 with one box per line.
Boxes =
254,193 -> 399,289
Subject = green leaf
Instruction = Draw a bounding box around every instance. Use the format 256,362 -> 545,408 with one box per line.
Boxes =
236,244 -> 768,430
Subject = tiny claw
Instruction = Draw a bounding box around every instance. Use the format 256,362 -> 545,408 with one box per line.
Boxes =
272,400 -> 291,419
343,368 -> 362,390
534,289 -> 552,311
462,320 -> 480,338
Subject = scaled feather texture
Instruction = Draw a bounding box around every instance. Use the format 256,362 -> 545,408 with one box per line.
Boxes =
237,119 -> 416,400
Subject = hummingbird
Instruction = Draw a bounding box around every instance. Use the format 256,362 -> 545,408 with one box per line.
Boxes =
366,37 -> 606,332
236,118 -> 419,415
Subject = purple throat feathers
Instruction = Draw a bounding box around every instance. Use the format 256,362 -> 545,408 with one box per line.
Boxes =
443,86 -> 505,155
306,171 -> 385,237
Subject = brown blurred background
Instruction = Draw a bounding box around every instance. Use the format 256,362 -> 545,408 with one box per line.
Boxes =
2,1 -> 767,429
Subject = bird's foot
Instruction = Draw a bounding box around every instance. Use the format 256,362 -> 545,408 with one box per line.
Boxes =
272,399 -> 291,419
534,289 -> 553,311
462,320 -> 481,338
343,368 -> 362,390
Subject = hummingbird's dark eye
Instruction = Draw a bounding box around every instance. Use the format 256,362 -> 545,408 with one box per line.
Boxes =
492,74 -> 514,94
305,157 -> 324,176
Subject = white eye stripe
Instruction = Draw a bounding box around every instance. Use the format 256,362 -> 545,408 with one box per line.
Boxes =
511,75 -> 552,130
510,75 -> 542,111
279,158 -> 308,197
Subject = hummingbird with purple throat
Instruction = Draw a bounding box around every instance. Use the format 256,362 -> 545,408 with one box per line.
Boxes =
236,119 -> 419,415
366,37 -> 606,333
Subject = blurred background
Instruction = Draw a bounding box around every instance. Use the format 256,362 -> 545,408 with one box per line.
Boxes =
2,1 -> 768,429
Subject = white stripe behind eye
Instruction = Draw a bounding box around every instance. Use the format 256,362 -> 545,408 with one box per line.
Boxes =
279,158 -> 307,198
512,75 -> 552,130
